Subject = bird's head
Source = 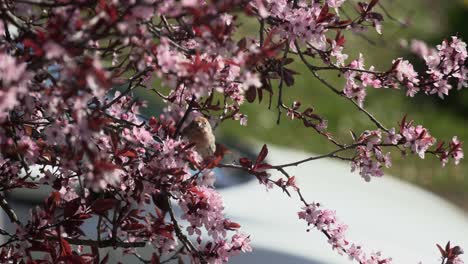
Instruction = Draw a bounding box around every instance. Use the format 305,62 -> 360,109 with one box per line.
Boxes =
192,116 -> 210,130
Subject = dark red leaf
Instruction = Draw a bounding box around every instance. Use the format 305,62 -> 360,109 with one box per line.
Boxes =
224,220 -> 241,230
239,157 -> 252,168
336,32 -> 346,46
368,0 -> 380,10
338,19 -> 353,25
437,244 -> 447,257
399,114 -> 408,133
153,193 -> 170,212
76,213 -> 93,220
286,176 -> 298,189
91,199 -> 116,214
94,161 -> 121,172
245,86 -> 257,103
214,143 -> 230,158
64,198 -> 81,218
205,155 -> 223,169
118,149 -> 138,158
258,87 -> 263,103
452,246 -> 464,256
28,241 -> 51,252
255,144 -> 268,165
57,255 -> 86,264
317,4 -> 330,23
237,38 -> 247,50
151,253 -> 161,264
367,12 -> 383,21
254,163 -> 272,171
23,39 -> 44,57
302,107 -> 315,117
60,238 -> 72,256
283,71 -> 295,86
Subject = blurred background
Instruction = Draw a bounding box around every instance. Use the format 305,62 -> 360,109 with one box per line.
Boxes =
138,0 -> 468,210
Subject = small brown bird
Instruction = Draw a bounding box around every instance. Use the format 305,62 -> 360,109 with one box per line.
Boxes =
182,116 -> 216,160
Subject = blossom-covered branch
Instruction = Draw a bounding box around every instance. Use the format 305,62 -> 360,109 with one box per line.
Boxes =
0,0 -> 466,263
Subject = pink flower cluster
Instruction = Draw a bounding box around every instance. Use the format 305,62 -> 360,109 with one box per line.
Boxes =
351,130 -> 391,181
264,0 -> 329,49
436,136 -> 464,167
180,186 -> 252,263
155,37 -> 260,125
400,121 -> 436,159
404,37 -> 468,98
0,53 -> 31,121
342,37 -> 467,106
350,117 -> 463,180
343,54 -> 381,106
298,203 -> 392,264
425,37 -> 467,97
393,58 -> 420,97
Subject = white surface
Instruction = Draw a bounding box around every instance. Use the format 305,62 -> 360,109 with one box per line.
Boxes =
2,145 -> 467,263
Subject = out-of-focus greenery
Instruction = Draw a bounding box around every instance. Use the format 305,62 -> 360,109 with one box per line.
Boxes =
139,0 -> 468,209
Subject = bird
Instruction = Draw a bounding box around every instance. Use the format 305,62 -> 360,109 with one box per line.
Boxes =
182,116 -> 216,160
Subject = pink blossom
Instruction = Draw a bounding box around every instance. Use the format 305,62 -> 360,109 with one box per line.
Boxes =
299,203 -> 391,260
410,39 -> 436,58
0,53 -> 30,121
331,40 -> 349,66
234,113 -> 248,126
450,136 -> 464,165
231,233 -> 252,253
453,256 -> 465,264
327,0 -> 346,9
348,244 -> 364,262
179,187 -> 230,240
242,71 -> 262,90
393,59 -> 420,97
401,124 -> 436,159
384,128 -> 403,145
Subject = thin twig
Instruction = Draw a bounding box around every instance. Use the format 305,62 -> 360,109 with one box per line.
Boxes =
166,196 -> 207,264
295,43 -> 388,131
0,195 -> 19,224
49,237 -> 146,248
174,95 -> 196,138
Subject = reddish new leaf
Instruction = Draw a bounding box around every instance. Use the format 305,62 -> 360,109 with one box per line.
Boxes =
246,86 -> 257,103
255,144 -> 269,165
239,157 -> 252,168
60,238 -> 72,256
118,149 -> 138,158
368,0 -> 380,10
437,243 -> 447,257
91,199 -> 116,214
